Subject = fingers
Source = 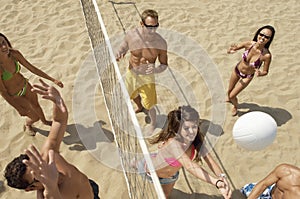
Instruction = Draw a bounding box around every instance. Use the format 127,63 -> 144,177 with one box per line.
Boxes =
25,145 -> 43,165
22,145 -> 43,175
48,150 -> 55,165
39,79 -> 49,87
32,79 -> 49,94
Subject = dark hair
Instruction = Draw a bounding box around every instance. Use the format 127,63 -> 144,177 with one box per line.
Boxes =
141,9 -> 158,23
4,154 -> 30,190
0,33 -> 12,48
253,25 -> 275,49
149,105 -> 204,161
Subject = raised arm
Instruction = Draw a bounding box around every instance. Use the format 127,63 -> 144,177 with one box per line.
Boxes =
227,41 -> 252,54
23,145 -> 63,199
11,49 -> 63,88
248,164 -> 283,199
31,79 -> 67,157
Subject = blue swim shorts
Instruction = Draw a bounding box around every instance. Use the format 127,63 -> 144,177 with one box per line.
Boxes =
241,183 -> 275,199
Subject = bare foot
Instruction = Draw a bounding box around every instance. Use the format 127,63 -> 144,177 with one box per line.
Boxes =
23,124 -> 36,136
225,97 -> 233,104
226,99 -> 232,104
232,106 -> 238,116
135,107 -> 148,114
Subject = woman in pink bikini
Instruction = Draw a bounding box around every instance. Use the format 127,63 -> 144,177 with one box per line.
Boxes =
0,33 -> 63,135
226,25 -> 275,116
136,105 -> 232,198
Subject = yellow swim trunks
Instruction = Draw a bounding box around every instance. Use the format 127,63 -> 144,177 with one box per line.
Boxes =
125,69 -> 157,110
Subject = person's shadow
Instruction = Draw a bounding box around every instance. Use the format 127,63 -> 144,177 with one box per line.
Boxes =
34,120 -> 114,151
0,180 -> 6,194
199,119 -> 224,137
171,189 -> 246,199
237,103 -> 292,126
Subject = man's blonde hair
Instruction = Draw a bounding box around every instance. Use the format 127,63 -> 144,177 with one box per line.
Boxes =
141,9 -> 158,22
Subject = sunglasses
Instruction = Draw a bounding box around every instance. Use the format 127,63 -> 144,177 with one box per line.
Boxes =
259,33 -> 271,39
143,21 -> 159,29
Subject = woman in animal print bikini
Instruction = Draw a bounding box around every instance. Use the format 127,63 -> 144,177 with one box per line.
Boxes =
226,25 -> 275,116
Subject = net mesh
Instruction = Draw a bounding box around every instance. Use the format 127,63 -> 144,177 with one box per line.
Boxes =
79,0 -> 165,198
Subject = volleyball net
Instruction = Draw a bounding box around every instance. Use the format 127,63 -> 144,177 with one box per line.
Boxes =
79,0 -> 165,198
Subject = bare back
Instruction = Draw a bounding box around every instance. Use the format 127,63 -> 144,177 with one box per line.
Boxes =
55,154 -> 94,199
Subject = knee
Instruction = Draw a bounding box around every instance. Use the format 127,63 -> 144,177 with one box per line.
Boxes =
27,113 -> 39,122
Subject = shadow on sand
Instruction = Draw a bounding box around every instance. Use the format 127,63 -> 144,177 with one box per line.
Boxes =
34,120 -> 114,151
170,189 -> 246,199
237,103 -> 292,126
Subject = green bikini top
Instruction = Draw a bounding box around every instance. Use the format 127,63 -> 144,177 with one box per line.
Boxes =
1,60 -> 21,81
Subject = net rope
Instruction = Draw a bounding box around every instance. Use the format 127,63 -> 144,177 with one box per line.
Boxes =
79,0 -> 165,198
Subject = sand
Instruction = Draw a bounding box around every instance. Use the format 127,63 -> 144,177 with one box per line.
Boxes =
0,0 -> 299,198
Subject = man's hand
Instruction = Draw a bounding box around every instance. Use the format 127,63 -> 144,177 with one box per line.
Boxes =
31,79 -> 66,113
23,145 -> 62,199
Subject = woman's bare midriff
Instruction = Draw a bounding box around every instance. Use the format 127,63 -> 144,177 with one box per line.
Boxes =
3,73 -> 26,96
237,61 -> 256,75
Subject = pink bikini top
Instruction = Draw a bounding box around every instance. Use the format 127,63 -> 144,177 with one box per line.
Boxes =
164,145 -> 195,167
242,44 -> 262,69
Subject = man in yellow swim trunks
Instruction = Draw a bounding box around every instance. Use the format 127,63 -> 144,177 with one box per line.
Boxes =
116,9 -> 168,133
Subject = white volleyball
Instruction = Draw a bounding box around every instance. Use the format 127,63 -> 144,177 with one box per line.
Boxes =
232,111 -> 277,151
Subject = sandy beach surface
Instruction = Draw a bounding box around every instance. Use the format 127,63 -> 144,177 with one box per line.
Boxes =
0,0 -> 299,198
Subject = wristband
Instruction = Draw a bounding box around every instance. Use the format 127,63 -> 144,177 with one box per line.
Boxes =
215,179 -> 224,189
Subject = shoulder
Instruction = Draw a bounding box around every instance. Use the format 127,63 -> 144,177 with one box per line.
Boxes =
275,163 -> 298,172
244,41 -> 255,48
9,49 -> 23,60
156,34 -> 167,46
237,40 -> 253,48
262,48 -> 271,57
126,28 -> 140,38
272,163 -> 299,178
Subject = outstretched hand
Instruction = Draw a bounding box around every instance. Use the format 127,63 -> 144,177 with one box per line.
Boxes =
32,79 -> 66,113
227,44 -> 238,54
22,145 -> 59,193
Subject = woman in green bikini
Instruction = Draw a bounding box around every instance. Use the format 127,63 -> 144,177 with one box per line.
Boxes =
0,33 -> 63,135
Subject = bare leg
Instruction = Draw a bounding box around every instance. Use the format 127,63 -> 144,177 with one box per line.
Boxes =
227,69 -> 240,102
24,110 -> 39,136
133,95 -> 146,113
161,183 -> 175,198
24,83 -> 51,125
227,69 -> 253,116
148,107 -> 156,133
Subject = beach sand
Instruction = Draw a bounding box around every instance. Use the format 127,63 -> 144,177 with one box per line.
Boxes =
0,0 -> 299,198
